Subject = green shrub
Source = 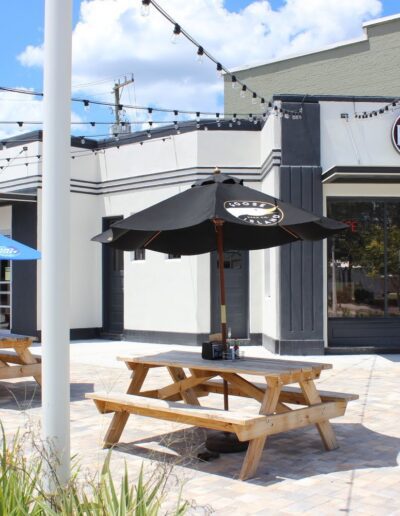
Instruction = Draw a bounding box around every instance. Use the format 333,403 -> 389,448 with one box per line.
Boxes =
0,424 -> 188,515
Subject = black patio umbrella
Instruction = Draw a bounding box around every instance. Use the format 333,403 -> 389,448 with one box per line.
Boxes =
93,169 -> 347,448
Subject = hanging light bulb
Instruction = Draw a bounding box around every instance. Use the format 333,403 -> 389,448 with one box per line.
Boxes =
83,100 -> 90,112
240,85 -> 247,98
252,93 -> 258,105
141,0 -> 150,17
216,113 -> 221,127
260,98 -> 266,107
262,112 -> 267,121
80,137 -> 86,145
196,112 -> 200,129
232,113 -> 237,124
113,133 -> 119,141
147,107 -> 153,122
231,75 -> 238,89
171,23 -> 181,44
146,130 -> 152,138
248,113 -> 253,122
216,63 -> 223,78
197,46 -> 204,63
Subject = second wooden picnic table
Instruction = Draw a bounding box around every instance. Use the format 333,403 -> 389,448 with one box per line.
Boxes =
0,333 -> 41,385
87,350 -> 358,480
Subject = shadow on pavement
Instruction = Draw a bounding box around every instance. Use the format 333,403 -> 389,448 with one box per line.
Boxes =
0,380 -> 94,411
112,422 -> 400,484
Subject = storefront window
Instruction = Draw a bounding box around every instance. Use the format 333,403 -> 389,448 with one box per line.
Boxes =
327,199 -> 400,318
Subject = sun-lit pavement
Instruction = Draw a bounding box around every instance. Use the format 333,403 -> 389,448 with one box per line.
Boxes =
0,340 -> 399,515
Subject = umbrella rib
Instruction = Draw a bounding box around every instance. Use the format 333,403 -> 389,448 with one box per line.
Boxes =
144,231 -> 161,247
281,225 -> 301,239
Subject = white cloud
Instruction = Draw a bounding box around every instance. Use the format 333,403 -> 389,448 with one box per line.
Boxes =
17,0 -> 382,116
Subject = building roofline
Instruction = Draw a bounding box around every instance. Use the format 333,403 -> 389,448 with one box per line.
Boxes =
273,94 -> 398,104
362,13 -> 400,28
229,13 -> 400,74
0,120 -> 262,151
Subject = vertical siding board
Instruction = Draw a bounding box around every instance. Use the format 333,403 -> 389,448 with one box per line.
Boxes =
279,102 -> 324,352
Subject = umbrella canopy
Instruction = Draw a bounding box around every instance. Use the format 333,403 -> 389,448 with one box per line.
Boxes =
93,172 -> 347,254
0,234 -> 41,260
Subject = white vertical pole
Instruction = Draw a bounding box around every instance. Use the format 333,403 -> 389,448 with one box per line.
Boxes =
42,0 -> 73,486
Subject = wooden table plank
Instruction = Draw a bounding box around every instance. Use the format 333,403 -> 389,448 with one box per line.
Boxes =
118,351 -> 331,378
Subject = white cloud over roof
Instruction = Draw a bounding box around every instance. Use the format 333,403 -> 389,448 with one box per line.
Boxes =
16,0 -> 382,116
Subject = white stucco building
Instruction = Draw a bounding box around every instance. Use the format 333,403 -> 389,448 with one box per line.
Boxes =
1,93 -> 400,354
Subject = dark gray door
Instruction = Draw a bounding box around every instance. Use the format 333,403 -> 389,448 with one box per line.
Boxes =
103,217 -> 124,334
211,250 -> 249,339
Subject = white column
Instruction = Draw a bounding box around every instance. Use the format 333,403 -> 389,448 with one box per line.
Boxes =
42,0 -> 73,486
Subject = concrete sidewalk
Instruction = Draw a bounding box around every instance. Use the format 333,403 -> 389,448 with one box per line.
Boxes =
1,340 -> 399,515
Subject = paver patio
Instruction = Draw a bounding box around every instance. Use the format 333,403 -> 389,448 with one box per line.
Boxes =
0,340 -> 399,515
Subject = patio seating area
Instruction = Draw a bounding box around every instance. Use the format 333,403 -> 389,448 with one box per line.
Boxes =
0,339 -> 398,514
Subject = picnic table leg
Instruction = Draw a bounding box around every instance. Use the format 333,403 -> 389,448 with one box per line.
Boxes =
167,367 -> 200,406
299,378 -> 338,451
239,378 -> 282,481
15,341 -> 42,385
103,364 -> 149,448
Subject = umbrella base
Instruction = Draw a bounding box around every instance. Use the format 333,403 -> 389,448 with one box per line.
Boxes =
205,431 -> 249,454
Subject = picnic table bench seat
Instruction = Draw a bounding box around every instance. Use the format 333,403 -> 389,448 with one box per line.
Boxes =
0,349 -> 41,365
202,380 -> 359,404
87,390 -> 352,479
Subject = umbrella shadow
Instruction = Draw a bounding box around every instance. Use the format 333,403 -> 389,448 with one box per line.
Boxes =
0,380 -> 94,411
112,422 -> 400,484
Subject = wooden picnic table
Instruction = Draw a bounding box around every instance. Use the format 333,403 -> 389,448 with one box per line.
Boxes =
0,333 -> 41,385
87,350 -> 357,480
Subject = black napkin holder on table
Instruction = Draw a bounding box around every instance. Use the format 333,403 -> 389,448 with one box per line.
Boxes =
202,341 -> 223,360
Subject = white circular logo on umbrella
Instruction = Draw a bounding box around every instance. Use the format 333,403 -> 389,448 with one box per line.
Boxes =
224,201 -> 283,225
0,246 -> 20,256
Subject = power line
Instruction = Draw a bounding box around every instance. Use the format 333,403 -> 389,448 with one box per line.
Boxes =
0,85 -> 302,120
140,0 -> 302,117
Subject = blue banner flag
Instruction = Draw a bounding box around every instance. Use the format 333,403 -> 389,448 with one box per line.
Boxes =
0,234 -> 41,260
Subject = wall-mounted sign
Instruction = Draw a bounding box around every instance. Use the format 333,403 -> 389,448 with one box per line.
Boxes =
392,115 -> 400,154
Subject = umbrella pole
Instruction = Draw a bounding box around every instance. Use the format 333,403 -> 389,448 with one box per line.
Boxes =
214,219 -> 229,411
205,219 -> 248,453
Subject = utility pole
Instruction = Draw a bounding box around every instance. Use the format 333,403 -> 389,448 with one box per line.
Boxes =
42,0 -> 72,487
112,75 -> 134,130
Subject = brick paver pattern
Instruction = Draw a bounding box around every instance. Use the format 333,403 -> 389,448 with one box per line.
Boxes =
0,341 -> 399,515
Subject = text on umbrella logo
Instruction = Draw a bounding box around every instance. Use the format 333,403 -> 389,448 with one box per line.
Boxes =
224,201 -> 283,225
0,246 -> 20,256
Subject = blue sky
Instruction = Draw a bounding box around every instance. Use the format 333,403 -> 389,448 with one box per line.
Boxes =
0,0 -> 399,138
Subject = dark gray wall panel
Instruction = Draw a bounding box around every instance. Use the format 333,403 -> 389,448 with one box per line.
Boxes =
329,319 -> 400,349
281,102 -> 320,166
11,203 -> 37,336
279,166 -> 324,350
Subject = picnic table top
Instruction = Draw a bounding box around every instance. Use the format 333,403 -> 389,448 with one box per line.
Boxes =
118,350 -> 332,377
0,332 -> 36,347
